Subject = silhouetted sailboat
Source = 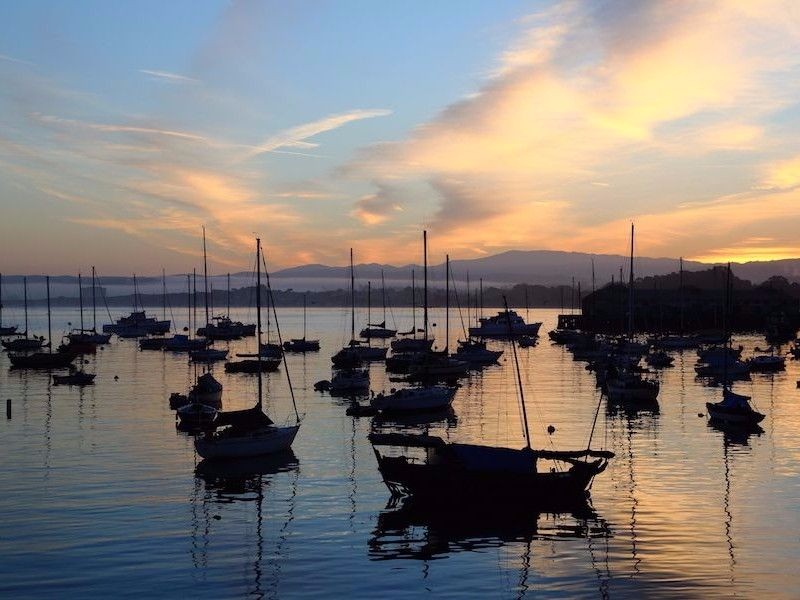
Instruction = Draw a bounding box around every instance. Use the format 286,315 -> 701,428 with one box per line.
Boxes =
360,270 -> 396,339
283,293 -> 320,352
1,276 -> 43,351
0,273 -> 18,336
9,276 -> 76,369
370,297 -> 613,500
196,237 -> 301,459
190,228 -> 229,363
706,264 -> 765,426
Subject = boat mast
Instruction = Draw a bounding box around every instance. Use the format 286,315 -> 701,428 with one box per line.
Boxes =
162,268 -> 166,321
479,278 -> 483,321
679,257 -> 684,334
466,271 -> 470,333
46,275 -> 52,353
0,273 -> 3,328
78,272 -> 84,332
423,230 -> 429,341
202,227 -> 210,329
256,238 -> 263,409
23,276 -> 28,337
192,269 -> 197,338
303,293 -> 307,340
350,248 -> 355,343
381,269 -> 387,326
445,254 -> 450,353
504,296 -> 531,450
722,263 -> 731,393
186,274 -> 191,338
132,274 -> 138,312
411,269 -> 416,338
227,273 -> 231,318
92,266 -> 97,332
367,280 -> 371,344
628,222 -> 634,339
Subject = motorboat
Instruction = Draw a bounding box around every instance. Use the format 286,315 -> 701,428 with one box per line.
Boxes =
189,348 -> 229,362
746,353 -> 785,372
52,370 -> 96,386
370,385 -> 456,413
330,368 -> 370,394
189,372 -> 223,406
138,336 -> 168,350
164,334 -> 209,352
605,370 -> 660,402
469,310 -> 541,338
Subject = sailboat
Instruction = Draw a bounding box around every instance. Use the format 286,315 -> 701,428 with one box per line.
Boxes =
68,267 -> 111,345
360,270 -> 397,339
139,270 -> 171,350
1,276 -> 44,351
196,273 -> 253,339
195,237 -> 301,459
605,223 -> 660,403
9,276 -> 77,369
391,269 -> 434,353
283,293 -> 320,352
369,297 -> 613,500
386,232 -> 439,373
706,264 -> 765,426
332,249 -> 371,368
165,273 -> 210,352
407,251 -> 469,380
454,260 -> 503,366
0,273 -> 18,336
190,228 -> 229,363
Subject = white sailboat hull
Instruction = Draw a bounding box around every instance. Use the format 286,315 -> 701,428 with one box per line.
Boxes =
195,425 -> 300,459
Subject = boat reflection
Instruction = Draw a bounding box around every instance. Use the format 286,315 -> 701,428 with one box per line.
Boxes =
371,406 -> 458,429
195,449 -> 299,494
369,494 -> 609,561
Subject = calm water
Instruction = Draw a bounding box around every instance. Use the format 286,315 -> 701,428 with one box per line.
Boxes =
1,306 -> 799,598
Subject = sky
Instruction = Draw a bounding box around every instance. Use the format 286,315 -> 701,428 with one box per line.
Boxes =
1,0 -> 800,274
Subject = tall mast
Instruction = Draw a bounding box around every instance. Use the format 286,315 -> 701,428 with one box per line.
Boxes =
46,276 -> 52,353
202,227 -> 210,329
628,222 -> 635,338
504,296 -> 531,450
78,272 -> 84,332
132,274 -> 138,312
192,269 -> 197,337
679,257 -> 684,334
227,273 -> 231,318
23,276 -> 28,337
381,269 -> 387,325
411,269 -> 416,337
0,273 -> 3,328
187,274 -> 191,338
722,263 -> 731,392
303,293 -> 307,340
466,271 -> 470,331
366,281 -> 372,347
256,238 -> 263,409
92,266 -> 97,331
423,230 -> 428,341
162,268 -> 166,321
591,258 -> 596,320
571,276 -> 575,314
445,254 -> 450,353
350,248 -> 355,342
479,278 -> 483,320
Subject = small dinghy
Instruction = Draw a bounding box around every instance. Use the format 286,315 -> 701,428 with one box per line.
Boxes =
53,370 -> 96,386
176,401 -> 218,430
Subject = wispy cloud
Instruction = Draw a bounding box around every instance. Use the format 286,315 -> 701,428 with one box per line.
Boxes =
0,53 -> 34,66
244,109 -> 392,159
139,69 -> 199,84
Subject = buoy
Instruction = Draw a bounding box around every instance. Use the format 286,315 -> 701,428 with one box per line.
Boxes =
547,425 -> 556,435
114,375 -> 119,380
698,413 -> 704,418
213,515 -> 221,520
84,359 -> 89,364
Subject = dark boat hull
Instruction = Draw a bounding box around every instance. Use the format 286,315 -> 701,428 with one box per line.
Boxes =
9,351 -> 76,369
224,359 -> 280,373
374,457 -> 604,501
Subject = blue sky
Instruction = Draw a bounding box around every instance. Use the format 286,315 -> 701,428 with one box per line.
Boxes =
2,1 -> 800,274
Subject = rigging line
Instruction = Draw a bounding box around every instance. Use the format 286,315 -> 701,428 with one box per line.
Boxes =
262,251 -> 301,423
449,266 -> 468,339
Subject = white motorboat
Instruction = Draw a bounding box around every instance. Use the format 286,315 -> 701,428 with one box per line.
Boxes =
469,310 -> 541,338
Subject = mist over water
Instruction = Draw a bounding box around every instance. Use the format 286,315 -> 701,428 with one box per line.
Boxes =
1,307 -> 799,598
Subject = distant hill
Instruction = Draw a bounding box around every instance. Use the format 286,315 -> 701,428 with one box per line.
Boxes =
2,250 -> 799,299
